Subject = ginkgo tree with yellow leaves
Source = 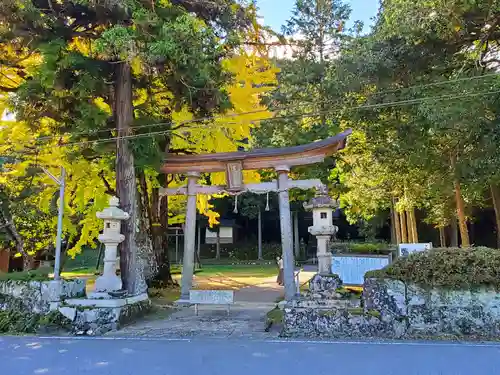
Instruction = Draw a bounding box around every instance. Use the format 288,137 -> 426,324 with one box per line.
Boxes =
0,0 -> 278,290
0,111 -> 114,270
167,51 -> 278,227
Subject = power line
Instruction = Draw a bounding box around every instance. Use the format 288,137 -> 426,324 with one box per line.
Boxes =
367,72 -> 500,96
35,89 -> 500,150
33,72 -> 500,143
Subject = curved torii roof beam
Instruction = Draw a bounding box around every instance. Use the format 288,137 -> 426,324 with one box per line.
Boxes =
161,129 -> 352,174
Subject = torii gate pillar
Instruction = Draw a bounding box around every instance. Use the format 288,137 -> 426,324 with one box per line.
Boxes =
277,166 -> 296,300
180,172 -> 200,299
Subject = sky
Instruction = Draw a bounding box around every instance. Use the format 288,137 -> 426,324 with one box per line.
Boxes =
256,0 -> 380,33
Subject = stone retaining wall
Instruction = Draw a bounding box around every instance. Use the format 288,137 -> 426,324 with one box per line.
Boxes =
0,279 -> 85,314
283,275 -> 500,339
364,278 -> 500,338
59,293 -> 152,336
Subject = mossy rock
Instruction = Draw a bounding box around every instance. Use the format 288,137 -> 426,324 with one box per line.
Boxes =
0,268 -> 52,282
365,247 -> 500,290
318,310 -> 339,317
0,309 -> 71,335
266,307 -> 284,324
348,307 -> 364,316
366,309 -> 382,319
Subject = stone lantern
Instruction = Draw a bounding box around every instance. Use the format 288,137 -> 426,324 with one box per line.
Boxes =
92,196 -> 129,296
304,193 -> 338,275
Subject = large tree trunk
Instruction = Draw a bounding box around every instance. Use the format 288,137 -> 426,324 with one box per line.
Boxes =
405,210 -> 413,243
408,208 -> 418,243
450,218 -> 459,247
0,198 -> 32,270
490,184 -> 500,248
151,187 -> 162,265
115,62 -> 146,295
453,180 -> 470,247
439,226 -> 446,247
450,154 -> 470,247
137,171 -> 157,282
392,198 -> 401,245
400,210 -> 408,244
8,224 -> 30,270
390,207 -> 396,245
149,186 -> 175,286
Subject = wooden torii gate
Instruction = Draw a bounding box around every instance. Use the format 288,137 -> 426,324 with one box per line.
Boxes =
161,130 -> 352,301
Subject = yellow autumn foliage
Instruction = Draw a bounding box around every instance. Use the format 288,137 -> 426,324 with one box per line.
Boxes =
0,39 -> 278,258
168,51 -> 278,225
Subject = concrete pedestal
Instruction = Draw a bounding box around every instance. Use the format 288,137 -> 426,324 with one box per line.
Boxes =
59,293 -> 151,336
316,235 -> 332,275
94,242 -> 122,293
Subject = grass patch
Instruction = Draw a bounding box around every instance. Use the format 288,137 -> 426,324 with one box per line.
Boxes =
60,267 -> 100,277
200,259 -> 276,266
195,264 -> 277,278
0,268 -> 52,282
266,307 -> 284,324
149,287 -> 181,305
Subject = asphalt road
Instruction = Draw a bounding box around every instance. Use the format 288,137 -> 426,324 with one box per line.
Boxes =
2,336 -> 500,375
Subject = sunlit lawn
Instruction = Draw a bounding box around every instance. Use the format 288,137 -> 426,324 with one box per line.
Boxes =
58,263 -> 358,305
59,263 -> 278,304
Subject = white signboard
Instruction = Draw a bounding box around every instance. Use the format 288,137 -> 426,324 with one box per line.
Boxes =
331,255 -> 391,286
189,290 -> 234,305
398,243 -> 432,257
205,227 -> 233,244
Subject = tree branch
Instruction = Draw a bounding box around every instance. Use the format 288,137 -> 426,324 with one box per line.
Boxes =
98,170 -> 116,196
0,85 -> 18,93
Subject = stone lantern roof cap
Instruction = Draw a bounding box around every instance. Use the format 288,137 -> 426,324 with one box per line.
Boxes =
96,196 -> 130,221
303,194 -> 338,211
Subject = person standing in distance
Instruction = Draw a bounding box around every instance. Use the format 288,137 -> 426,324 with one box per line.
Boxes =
276,256 -> 284,286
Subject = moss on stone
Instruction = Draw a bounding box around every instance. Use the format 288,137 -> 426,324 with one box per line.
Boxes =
348,307 -> 364,316
366,309 -> 382,319
0,308 -> 71,334
365,247 -> 500,290
0,268 -> 52,281
336,287 -> 363,300
266,307 -> 284,324
318,310 -> 338,317
119,299 -> 152,325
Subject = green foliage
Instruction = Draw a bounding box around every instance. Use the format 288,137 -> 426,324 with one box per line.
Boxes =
347,307 -> 364,316
366,309 -> 381,319
62,247 -> 100,271
0,0 -> 268,272
365,247 -> 500,289
331,241 -> 393,254
0,268 -> 51,281
0,309 -> 71,334
335,287 -> 362,299
212,243 -> 282,261
254,0 -> 354,185
266,307 -> 284,324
